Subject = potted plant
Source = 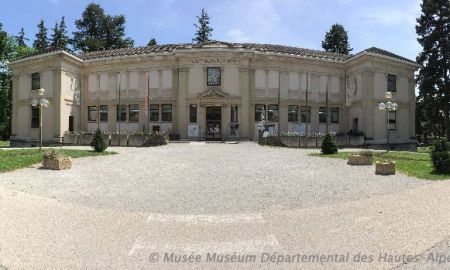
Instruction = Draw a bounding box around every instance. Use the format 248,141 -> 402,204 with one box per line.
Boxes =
63,131 -> 78,145
279,131 -> 300,147
79,131 -> 94,145
111,131 -> 128,146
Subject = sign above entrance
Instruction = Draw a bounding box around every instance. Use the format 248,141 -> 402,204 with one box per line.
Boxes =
191,58 -> 238,64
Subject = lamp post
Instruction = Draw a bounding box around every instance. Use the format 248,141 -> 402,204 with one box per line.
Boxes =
31,88 -> 49,150
378,91 -> 398,152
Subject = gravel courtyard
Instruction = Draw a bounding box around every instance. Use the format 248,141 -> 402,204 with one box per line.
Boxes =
0,142 -> 427,214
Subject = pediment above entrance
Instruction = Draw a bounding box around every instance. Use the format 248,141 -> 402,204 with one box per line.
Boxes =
198,89 -> 230,106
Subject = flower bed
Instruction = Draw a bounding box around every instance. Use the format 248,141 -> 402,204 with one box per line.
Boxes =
375,161 -> 396,175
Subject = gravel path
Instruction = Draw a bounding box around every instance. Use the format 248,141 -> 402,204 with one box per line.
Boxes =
0,142 -> 428,214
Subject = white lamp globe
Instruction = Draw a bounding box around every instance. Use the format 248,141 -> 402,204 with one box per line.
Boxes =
385,91 -> 392,99
392,103 -> 398,111
378,103 -> 386,111
31,99 -> 38,107
386,101 -> 393,110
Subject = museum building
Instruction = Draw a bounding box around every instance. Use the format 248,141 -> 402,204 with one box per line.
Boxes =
9,41 -> 418,147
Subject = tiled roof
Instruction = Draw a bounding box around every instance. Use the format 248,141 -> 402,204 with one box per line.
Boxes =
12,41 -> 416,65
359,47 -> 416,64
79,41 -> 351,62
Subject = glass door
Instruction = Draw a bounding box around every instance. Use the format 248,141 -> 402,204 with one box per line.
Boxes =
206,106 -> 221,140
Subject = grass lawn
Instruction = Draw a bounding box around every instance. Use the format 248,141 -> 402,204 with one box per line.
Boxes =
0,149 -> 116,173
310,151 -> 450,180
0,141 -> 9,147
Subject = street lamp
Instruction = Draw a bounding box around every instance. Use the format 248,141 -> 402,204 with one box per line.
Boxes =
378,91 -> 398,152
31,88 -> 49,149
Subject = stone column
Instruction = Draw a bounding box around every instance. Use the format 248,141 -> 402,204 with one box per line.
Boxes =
177,67 -> 189,138
361,70 -> 374,138
240,67 -> 251,139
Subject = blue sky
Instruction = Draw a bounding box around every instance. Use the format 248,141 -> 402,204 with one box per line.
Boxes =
0,0 -> 421,60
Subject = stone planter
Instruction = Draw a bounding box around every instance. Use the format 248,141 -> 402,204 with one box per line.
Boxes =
111,134 -> 128,146
42,157 -> 72,170
128,135 -> 147,146
347,154 -> 373,165
63,133 -> 78,145
335,136 -> 347,147
350,136 -> 365,146
102,134 -> 110,146
375,161 -> 396,175
280,136 -> 300,147
80,134 -> 93,145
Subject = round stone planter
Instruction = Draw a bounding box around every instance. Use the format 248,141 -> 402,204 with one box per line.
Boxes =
42,157 -> 72,170
347,154 -> 373,165
375,161 -> 396,175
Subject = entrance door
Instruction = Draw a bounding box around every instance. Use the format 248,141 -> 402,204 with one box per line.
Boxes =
206,106 -> 221,140
69,116 -> 74,132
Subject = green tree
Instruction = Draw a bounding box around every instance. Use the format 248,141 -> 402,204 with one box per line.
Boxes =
321,23 -> 352,55
193,8 -> 213,43
321,133 -> 338,155
33,20 -> 49,52
416,0 -> 450,140
72,3 -> 134,52
16,28 -> 28,47
50,17 -> 69,50
90,129 -> 107,152
147,38 -> 157,46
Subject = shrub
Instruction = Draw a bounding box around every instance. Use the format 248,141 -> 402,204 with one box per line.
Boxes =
90,129 -> 108,152
143,132 -> 169,147
430,137 -> 450,173
321,133 -> 338,155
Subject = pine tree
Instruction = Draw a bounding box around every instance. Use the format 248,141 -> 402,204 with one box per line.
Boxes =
193,8 -> 213,43
33,20 -> 48,52
51,17 -> 69,50
321,24 -> 352,55
147,38 -> 157,46
17,28 -> 27,47
416,0 -> 450,140
72,3 -> 134,52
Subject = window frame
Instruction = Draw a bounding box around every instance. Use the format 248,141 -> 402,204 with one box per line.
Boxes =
189,104 -> 197,123
300,106 -> 311,123
161,104 -> 172,122
88,106 -> 97,122
387,74 -> 397,92
150,104 -> 159,122
288,105 -> 299,123
116,104 -> 127,122
388,110 -> 396,130
319,107 -> 327,124
31,107 -> 40,128
330,108 -> 339,124
207,67 -> 221,86
267,104 -> 279,122
128,104 -> 140,122
99,105 -> 108,122
255,104 -> 266,122
31,73 -> 40,90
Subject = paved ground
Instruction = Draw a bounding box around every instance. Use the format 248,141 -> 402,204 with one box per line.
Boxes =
0,142 -> 449,269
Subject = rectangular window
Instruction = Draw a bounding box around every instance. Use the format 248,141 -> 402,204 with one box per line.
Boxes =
388,111 -> 396,130
207,67 -> 221,86
129,104 -> 139,122
189,104 -> 197,123
387,74 -> 397,92
88,106 -> 97,122
150,104 -> 159,122
268,104 -> 278,122
230,105 -> 238,123
330,108 -> 339,124
31,107 -> 40,128
288,105 -> 299,122
99,105 -> 108,122
31,73 -> 40,90
300,106 -> 311,123
319,107 -> 327,124
255,104 -> 265,121
116,104 -> 127,122
162,104 -> 172,122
